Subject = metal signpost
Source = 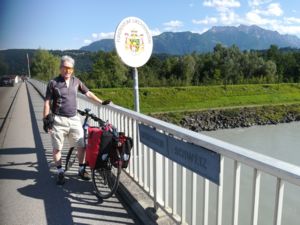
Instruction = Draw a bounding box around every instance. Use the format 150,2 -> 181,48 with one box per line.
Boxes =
114,17 -> 153,112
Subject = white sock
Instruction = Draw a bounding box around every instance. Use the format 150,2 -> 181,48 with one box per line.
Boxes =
79,166 -> 85,172
57,168 -> 64,174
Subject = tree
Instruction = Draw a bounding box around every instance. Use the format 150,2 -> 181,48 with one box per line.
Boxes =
262,60 -> 277,83
31,49 -> 60,81
90,51 -> 128,88
0,57 -> 8,76
181,55 -> 196,85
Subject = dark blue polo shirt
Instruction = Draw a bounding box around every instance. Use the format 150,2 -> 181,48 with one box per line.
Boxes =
45,75 -> 89,117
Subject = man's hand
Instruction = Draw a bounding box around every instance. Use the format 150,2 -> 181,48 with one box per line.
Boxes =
102,99 -> 112,105
43,114 -> 54,133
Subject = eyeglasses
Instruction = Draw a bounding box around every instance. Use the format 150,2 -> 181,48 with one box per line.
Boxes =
61,66 -> 74,72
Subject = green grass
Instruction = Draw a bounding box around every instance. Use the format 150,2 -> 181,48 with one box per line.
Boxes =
92,83 -> 300,114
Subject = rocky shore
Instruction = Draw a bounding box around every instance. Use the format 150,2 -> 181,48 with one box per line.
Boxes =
154,104 -> 300,132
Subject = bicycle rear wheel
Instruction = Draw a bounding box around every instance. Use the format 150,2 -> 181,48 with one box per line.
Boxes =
91,160 -> 121,199
65,147 -> 77,171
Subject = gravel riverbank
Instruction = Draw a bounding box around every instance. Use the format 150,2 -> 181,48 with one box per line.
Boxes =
153,104 -> 300,132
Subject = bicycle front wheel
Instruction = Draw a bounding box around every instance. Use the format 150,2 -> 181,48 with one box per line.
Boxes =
91,161 -> 121,199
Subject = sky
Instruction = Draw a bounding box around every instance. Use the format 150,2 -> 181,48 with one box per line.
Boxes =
1,0 -> 300,50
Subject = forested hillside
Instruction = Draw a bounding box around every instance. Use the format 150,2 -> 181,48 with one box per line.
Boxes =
1,44 -> 300,88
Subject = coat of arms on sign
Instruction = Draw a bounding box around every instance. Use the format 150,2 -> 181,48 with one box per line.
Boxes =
124,30 -> 144,55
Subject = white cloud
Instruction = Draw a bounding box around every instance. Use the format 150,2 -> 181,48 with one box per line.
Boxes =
284,17 -> 300,24
191,27 -> 210,34
271,24 -> 300,36
266,3 -> 283,16
201,0 -> 241,27
248,0 -> 272,7
163,20 -> 184,28
203,0 -> 241,12
193,16 -> 218,25
84,39 -> 92,44
163,20 -> 184,31
91,32 -> 115,40
246,11 -> 271,25
92,33 -> 98,39
247,3 -> 283,18
150,28 -> 162,36
83,32 -> 114,45
219,11 -> 240,24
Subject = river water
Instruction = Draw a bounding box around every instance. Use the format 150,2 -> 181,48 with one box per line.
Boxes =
201,122 -> 300,225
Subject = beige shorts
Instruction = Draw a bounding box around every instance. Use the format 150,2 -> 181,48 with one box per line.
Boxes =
50,115 -> 84,151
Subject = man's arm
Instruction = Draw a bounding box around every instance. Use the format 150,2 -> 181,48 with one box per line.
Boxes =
43,99 -> 51,118
85,91 -> 103,104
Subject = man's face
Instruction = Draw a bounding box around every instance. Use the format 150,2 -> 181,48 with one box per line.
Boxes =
60,63 -> 74,79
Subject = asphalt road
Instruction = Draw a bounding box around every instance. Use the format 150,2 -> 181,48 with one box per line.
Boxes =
0,82 -> 141,225
0,85 -> 20,133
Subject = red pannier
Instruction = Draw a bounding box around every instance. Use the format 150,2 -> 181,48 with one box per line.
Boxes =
110,133 -> 133,168
85,127 -> 103,169
86,127 -> 133,170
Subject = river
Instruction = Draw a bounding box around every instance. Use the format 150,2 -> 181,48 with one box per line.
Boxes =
201,122 -> 300,225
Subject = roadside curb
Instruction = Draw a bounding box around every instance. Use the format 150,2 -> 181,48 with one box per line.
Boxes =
116,171 -> 177,225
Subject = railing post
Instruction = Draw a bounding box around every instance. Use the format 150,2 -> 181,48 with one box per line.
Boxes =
232,161 -> 241,225
274,178 -> 285,225
217,155 -> 224,225
251,169 -> 261,225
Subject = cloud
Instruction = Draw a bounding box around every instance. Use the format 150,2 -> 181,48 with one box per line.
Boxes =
248,2 -> 283,17
150,28 -> 162,36
191,27 -> 210,34
84,39 -> 92,44
271,24 -> 300,37
192,16 -> 218,25
91,32 -> 115,40
82,32 -> 114,45
245,11 -> 272,25
248,0 -> 272,7
203,0 -> 241,12
284,17 -> 300,24
163,20 -> 184,31
265,3 -> 283,16
202,0 -> 241,26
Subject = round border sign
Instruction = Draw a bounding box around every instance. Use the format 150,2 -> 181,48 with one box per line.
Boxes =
114,17 -> 153,68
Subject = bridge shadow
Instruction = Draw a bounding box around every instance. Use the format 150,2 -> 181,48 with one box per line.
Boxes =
3,84 -> 138,225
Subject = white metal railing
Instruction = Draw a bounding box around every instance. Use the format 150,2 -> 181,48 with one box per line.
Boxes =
29,79 -> 300,225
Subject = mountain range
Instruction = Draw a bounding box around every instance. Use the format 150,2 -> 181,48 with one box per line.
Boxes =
80,25 -> 300,55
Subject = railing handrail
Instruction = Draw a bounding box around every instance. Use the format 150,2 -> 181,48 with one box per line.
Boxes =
30,78 -> 300,187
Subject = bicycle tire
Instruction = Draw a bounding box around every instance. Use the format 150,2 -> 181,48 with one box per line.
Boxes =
91,159 -> 122,199
65,147 -> 76,171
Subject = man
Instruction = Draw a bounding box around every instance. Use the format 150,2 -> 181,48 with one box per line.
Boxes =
43,55 -> 109,185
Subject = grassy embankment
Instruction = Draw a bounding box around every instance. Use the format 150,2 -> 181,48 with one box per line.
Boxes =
92,83 -> 300,124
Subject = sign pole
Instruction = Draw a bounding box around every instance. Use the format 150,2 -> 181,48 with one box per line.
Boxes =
133,67 -> 140,112
114,17 -> 154,207
27,53 -> 31,78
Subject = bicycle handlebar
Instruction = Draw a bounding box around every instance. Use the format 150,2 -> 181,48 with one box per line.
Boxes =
77,108 -> 106,126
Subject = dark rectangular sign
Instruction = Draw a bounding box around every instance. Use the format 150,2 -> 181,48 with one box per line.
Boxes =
139,124 -> 220,185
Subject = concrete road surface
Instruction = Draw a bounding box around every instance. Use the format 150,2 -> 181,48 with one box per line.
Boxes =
0,82 -> 141,225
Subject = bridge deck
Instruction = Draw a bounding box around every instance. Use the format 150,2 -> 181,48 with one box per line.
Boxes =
0,83 -> 143,225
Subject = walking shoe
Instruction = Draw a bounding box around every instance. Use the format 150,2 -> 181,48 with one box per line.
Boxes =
56,172 -> 65,185
78,169 -> 90,180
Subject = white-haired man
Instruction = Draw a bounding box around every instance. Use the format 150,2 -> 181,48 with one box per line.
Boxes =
43,55 -> 109,185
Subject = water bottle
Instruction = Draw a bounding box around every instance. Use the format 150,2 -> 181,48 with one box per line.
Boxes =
123,153 -> 129,161
101,153 -> 108,161
84,124 -> 89,145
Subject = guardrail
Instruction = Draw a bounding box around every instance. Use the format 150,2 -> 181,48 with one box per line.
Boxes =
29,78 -> 300,225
